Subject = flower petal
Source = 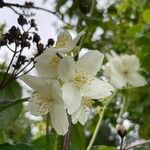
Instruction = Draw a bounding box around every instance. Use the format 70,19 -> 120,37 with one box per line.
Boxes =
19,75 -> 50,97
104,64 -> 126,89
70,30 -> 85,49
77,51 -> 104,75
50,80 -> 63,103
110,71 -> 126,89
77,107 -> 87,125
122,55 -> 140,71
28,93 -> 50,116
62,82 -> 82,114
80,76 -> 114,99
35,49 -> 59,79
127,72 -> 147,87
56,30 -> 85,53
58,56 -> 75,82
50,103 -> 69,135
111,57 -> 123,73
72,105 -> 87,125
71,105 -> 82,124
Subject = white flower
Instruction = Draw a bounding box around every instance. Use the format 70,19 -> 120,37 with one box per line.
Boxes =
35,30 -> 85,79
58,50 -> 114,114
104,51 -> 147,89
72,98 -> 93,125
54,30 -> 85,53
35,48 -> 61,79
20,75 -> 69,135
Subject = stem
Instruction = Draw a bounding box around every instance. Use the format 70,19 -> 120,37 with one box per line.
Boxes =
0,42 -> 17,86
46,112 -> 50,150
78,0 -> 96,49
86,104 -> 107,150
118,91 -> 129,120
120,137 -> 124,150
123,139 -> 150,150
118,97 -> 126,119
63,115 -> 72,150
87,92 -> 116,150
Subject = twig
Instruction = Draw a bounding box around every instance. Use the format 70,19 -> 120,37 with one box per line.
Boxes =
123,139 -> 150,150
46,112 -> 50,150
63,115 -> 72,150
2,1 -> 69,25
0,41 -> 17,86
120,137 -> 124,150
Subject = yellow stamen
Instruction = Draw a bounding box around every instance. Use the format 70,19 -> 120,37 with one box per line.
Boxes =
50,55 -> 61,71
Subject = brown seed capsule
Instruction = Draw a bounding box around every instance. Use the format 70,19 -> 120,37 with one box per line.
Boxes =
117,124 -> 126,138
0,38 -> 7,46
33,33 -> 40,44
47,38 -> 54,47
17,15 -> 27,26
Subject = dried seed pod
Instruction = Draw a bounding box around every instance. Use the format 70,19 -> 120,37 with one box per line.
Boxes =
17,15 -> 28,26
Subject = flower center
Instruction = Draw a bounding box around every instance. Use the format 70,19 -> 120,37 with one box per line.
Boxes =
83,99 -> 94,109
123,69 -> 129,76
73,71 -> 88,88
50,55 -> 61,71
55,34 -> 70,48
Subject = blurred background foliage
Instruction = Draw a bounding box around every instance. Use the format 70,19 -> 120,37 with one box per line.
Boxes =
0,0 -> 150,149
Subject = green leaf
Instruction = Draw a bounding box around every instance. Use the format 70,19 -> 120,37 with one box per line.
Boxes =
0,73 -> 22,129
0,143 -> 33,150
31,133 -> 62,150
143,9 -> 150,23
71,123 -> 86,150
0,98 -> 28,113
126,24 -> 142,38
56,0 -> 67,11
91,145 -> 117,150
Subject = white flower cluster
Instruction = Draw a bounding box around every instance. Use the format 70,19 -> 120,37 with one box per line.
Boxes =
20,31 -> 147,135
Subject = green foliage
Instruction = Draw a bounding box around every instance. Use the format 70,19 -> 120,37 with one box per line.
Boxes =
31,133 -> 62,150
0,143 -> 33,150
70,123 -> 86,150
91,145 -> 117,150
0,0 -> 150,149
143,9 -> 150,22
0,73 -> 22,129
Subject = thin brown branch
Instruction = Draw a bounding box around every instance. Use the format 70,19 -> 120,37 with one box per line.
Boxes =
63,115 -> 72,150
0,41 -> 17,86
123,139 -> 150,150
2,1 -> 68,25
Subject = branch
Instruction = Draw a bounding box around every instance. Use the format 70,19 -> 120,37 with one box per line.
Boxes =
123,139 -> 150,150
63,115 -> 72,150
1,1 -> 69,25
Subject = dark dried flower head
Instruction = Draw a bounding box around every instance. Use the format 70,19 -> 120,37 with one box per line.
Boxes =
18,55 -> 27,65
9,26 -> 21,39
37,43 -> 44,55
21,32 -> 29,42
30,19 -> 37,28
0,38 -> 7,46
47,38 -> 54,47
25,2 -> 34,8
4,33 -> 14,44
0,0 -> 4,8
33,33 -> 40,44
21,40 -> 31,49
18,15 -> 27,26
